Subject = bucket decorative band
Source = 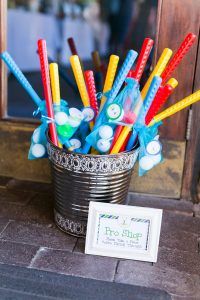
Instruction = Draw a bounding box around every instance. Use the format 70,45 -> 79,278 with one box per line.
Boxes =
47,143 -> 138,173
47,139 -> 139,237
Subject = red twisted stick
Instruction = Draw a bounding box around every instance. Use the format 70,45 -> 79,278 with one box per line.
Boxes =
127,70 -> 135,78
37,39 -> 58,146
132,38 -> 154,82
145,84 -> 173,125
117,38 -> 154,151
161,33 -> 196,84
119,132 -> 131,152
109,125 -> 123,153
84,70 -> 99,117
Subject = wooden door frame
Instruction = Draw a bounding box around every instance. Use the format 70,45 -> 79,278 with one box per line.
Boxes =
154,0 -> 200,201
1,0 -> 200,201
0,0 -> 7,118
181,30 -> 200,201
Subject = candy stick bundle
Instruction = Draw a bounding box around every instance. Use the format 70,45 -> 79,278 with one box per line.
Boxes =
1,32 -> 200,175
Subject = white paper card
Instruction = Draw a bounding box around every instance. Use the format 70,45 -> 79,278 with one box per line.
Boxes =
85,202 -> 162,262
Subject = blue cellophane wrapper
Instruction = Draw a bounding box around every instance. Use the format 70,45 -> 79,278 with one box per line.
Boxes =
85,78 -> 142,153
72,121 -> 90,149
28,122 -> 48,159
28,99 -> 69,160
137,121 -> 163,176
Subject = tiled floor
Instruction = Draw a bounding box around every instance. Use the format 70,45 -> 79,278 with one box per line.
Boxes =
0,177 -> 199,300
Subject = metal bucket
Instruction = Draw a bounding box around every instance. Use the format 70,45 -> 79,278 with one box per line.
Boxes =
47,137 -> 139,237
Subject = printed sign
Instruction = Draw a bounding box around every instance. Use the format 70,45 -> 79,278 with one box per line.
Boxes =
85,202 -> 162,262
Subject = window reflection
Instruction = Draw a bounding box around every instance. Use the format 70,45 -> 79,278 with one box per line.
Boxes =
7,0 -> 157,118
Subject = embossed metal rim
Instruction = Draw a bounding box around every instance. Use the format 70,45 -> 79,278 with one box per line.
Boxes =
46,130 -> 139,158
47,142 -> 139,173
46,131 -> 139,173
54,209 -> 87,237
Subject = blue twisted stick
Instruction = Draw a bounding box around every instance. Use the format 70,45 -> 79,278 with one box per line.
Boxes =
126,76 -> 162,151
102,49 -> 138,108
82,49 -> 138,154
137,76 -> 162,124
1,51 -> 42,107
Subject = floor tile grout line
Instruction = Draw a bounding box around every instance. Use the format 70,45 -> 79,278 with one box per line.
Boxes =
0,234 -> 199,254
29,246 -> 47,268
72,238 -> 79,252
0,238 -> 77,253
161,227 -> 199,237
113,260 -> 120,282
0,220 -> 13,238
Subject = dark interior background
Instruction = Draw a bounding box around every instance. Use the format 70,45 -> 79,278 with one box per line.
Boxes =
7,0 -> 158,118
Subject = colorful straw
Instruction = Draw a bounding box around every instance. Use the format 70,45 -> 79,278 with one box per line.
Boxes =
125,76 -> 162,151
161,33 -> 196,84
92,51 -> 102,72
167,78 -> 178,89
67,37 -> 78,55
141,48 -> 173,99
49,63 -> 63,148
48,56 -> 78,93
49,63 -> 61,105
102,50 -> 138,108
145,78 -> 178,125
131,38 -> 154,82
111,76 -> 162,154
127,70 -> 135,78
137,76 -> 162,124
149,90 -> 200,126
37,39 -> 58,146
84,70 -> 99,117
120,132 -> 131,152
1,51 -> 42,107
69,55 -> 90,108
100,54 -> 119,111
109,125 -> 123,153
82,50 -> 137,154
111,38 -> 154,152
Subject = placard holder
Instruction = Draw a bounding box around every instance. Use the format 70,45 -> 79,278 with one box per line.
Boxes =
85,202 -> 162,263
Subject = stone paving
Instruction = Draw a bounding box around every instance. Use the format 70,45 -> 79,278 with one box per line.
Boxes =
0,177 -> 199,299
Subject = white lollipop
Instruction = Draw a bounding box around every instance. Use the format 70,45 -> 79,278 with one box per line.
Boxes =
106,103 -> 123,120
97,139 -> 111,153
114,109 -> 124,122
32,128 -> 41,143
32,143 -> 46,158
55,111 -> 68,126
146,140 -> 162,155
82,107 -> 95,122
99,125 -> 113,139
139,155 -> 154,171
151,154 -> 162,165
68,116 -> 81,128
69,108 -> 83,121
69,138 -> 81,149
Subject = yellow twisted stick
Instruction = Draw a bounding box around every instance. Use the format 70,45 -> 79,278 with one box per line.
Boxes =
167,78 -> 178,89
70,55 -> 90,108
100,55 -> 119,110
49,63 -> 62,148
110,77 -> 178,154
141,48 -> 173,99
149,90 -> 200,125
49,63 -> 60,105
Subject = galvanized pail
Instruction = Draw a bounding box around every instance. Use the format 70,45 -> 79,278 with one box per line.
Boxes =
47,138 -> 139,237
